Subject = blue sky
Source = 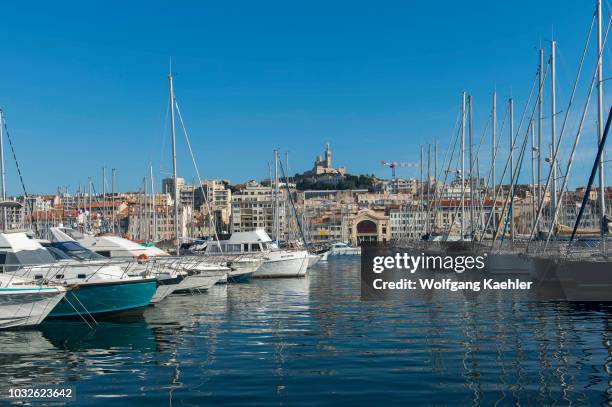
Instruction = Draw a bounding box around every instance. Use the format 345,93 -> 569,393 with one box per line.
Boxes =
0,0 -> 609,194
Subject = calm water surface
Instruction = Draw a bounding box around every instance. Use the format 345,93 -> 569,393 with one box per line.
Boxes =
1,257 -> 612,406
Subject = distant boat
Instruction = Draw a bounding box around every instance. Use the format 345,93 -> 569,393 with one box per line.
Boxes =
207,230 -> 308,278
190,239 -> 264,282
320,242 -> 361,261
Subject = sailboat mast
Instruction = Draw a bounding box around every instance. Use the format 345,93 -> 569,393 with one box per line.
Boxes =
111,168 -> 116,234
509,97 -> 515,241
427,143 -> 431,235
538,48 -> 544,221
285,151 -> 290,241
530,120 -> 536,224
420,144 -> 423,236
169,70 -> 180,255
77,184 -> 81,231
143,176 -> 148,241
274,149 -> 280,242
285,151 -> 289,184
550,40 -> 558,216
434,141 -> 437,188
492,92 -> 497,234
468,95 -> 474,237
102,167 -> 106,203
88,177 -> 92,232
150,165 -> 157,242
597,0 -> 606,252
0,110 -> 6,229
461,92 -> 466,240
102,167 -> 106,231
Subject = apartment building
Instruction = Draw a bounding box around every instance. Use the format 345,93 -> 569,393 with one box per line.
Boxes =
231,181 -> 288,240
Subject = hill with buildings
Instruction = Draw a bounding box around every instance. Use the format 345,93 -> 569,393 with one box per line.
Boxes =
292,143 -> 377,191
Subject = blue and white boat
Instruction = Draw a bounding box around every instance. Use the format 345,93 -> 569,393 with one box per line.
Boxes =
1,232 -> 156,318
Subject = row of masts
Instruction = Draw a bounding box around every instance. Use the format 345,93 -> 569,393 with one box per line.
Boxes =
410,0 -> 608,252
0,3 -> 606,257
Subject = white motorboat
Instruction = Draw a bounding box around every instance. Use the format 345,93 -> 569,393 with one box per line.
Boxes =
0,274 -> 66,329
171,257 -> 230,291
209,230 -> 308,278
256,249 -> 309,278
0,231 -> 157,318
191,240 -> 265,282
320,242 -> 361,261
50,227 -> 228,297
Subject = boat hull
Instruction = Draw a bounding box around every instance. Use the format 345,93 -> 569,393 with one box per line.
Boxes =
0,287 -> 66,328
225,258 -> 262,283
48,279 -> 157,318
530,257 -> 612,301
227,271 -> 254,283
151,274 -> 185,304
253,250 -> 309,278
173,270 -> 227,293
307,254 -> 321,267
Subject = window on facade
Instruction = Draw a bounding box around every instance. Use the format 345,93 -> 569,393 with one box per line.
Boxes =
356,220 -> 377,234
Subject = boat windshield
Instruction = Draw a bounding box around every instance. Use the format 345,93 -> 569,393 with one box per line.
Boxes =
45,246 -> 72,261
0,247 -> 57,272
49,241 -> 108,261
59,228 -> 85,239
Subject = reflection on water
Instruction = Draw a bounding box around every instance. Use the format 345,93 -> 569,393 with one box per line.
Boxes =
0,258 -> 610,405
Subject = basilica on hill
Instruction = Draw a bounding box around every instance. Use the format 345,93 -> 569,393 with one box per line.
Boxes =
305,143 -> 347,177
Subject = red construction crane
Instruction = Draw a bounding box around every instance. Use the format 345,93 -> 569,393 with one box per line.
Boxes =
380,161 -> 418,178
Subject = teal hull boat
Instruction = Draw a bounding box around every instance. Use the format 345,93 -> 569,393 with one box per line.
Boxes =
48,278 -> 157,318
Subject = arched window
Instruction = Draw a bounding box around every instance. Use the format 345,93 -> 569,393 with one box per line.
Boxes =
356,220 -> 377,234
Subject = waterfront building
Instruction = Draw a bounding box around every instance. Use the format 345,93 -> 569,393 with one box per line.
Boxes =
349,208 -> 391,245
126,202 -> 191,242
301,198 -> 357,244
390,206 -> 426,240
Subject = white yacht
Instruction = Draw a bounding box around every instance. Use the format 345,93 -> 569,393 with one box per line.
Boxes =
50,227 -> 228,297
0,274 -> 66,329
212,230 -> 308,278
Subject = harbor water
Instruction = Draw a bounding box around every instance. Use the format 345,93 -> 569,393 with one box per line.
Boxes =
1,257 -> 611,405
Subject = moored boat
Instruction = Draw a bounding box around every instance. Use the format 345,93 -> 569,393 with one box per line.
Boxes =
0,274 -> 66,328
1,231 -> 157,318
49,227 -> 227,297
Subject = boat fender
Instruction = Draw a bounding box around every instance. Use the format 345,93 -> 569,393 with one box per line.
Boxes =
137,253 -> 149,264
